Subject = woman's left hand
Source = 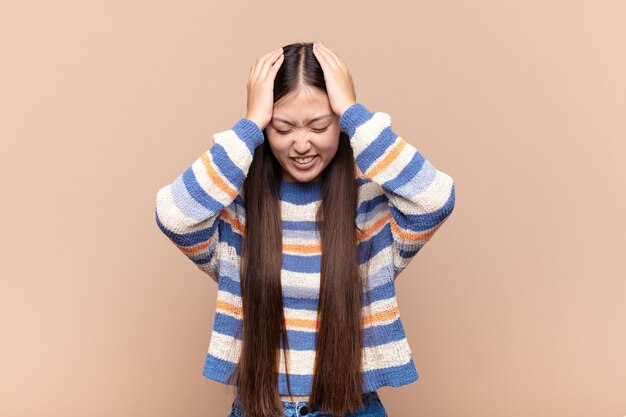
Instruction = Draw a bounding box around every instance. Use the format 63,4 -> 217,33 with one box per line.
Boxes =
312,41 -> 357,118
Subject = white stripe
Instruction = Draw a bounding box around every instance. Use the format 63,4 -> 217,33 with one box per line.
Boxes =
281,199 -> 322,221
208,331 -> 413,375
349,112 -> 392,159
393,169 -> 454,215
281,270 -> 320,290
190,152 -> 234,206
156,184 -> 208,234
216,286 -> 400,327
366,136 -> 413,183
212,129 -> 255,178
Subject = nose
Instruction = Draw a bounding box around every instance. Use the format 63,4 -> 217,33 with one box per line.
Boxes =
292,132 -> 312,154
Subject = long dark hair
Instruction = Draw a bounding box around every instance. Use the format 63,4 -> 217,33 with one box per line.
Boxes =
229,42 -> 367,417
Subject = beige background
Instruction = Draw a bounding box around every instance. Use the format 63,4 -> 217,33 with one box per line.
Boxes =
1,1 -> 624,416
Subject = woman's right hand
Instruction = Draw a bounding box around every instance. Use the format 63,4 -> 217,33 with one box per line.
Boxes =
245,47 -> 284,131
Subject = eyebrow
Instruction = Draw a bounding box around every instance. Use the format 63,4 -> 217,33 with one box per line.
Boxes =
271,114 -> 332,126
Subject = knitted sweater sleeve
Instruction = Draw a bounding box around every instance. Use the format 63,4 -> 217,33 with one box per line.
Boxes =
339,103 -> 456,276
154,118 -> 264,282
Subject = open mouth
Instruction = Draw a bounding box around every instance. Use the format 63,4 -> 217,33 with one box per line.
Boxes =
291,155 -> 317,164
290,155 -> 318,169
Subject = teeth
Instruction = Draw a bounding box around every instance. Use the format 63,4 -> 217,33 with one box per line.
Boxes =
293,156 -> 315,164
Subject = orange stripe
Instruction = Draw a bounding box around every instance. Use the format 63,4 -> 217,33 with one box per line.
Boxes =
215,300 -> 400,328
177,209 -> 245,254
390,216 -> 441,241
200,153 -> 238,200
216,300 -> 242,316
361,306 -> 400,326
220,209 -> 245,233
367,139 -> 407,179
356,212 -> 392,240
286,317 -> 318,329
180,209 -> 436,255
283,243 -> 321,254
179,240 -> 208,254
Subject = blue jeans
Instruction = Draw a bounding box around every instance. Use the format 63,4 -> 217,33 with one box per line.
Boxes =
227,391 -> 388,417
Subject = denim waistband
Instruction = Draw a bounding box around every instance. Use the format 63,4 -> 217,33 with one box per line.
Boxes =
230,390 -> 380,417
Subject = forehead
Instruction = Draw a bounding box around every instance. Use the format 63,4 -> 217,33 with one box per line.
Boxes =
272,86 -> 332,122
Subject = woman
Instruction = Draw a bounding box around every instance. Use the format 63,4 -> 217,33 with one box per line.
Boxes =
155,41 -> 456,417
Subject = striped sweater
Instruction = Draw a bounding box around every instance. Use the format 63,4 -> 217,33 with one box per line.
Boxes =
155,102 -> 456,395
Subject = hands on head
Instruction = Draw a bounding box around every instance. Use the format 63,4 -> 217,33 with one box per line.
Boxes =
245,47 -> 284,131
245,42 -> 357,131
312,42 -> 357,120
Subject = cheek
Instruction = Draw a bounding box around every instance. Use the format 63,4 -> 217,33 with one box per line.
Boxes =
266,134 -> 289,155
318,132 -> 340,155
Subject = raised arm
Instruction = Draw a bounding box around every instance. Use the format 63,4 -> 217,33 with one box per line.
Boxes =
155,46 -> 284,282
339,102 -> 456,276
310,41 -> 455,276
155,119 -> 264,281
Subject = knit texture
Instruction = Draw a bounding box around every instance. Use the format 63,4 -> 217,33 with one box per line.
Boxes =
155,102 -> 456,395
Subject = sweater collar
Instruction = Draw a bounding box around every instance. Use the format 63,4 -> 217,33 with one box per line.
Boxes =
279,178 -> 322,205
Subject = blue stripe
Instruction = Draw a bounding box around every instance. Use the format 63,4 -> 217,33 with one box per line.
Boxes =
195,247 -> 218,265
217,268 -> 396,306
356,194 -> 387,216
358,225 -> 392,264
231,118 -> 265,152
155,208 -> 219,247
283,220 -> 318,231
218,219 -> 243,256
381,150 -> 426,191
203,349 -> 418,395
283,296 -> 318,310
355,126 -> 397,173
211,311 -> 407,350
276,358 -> 419,395
339,103 -> 375,137
212,313 -> 243,338
218,274 -> 241,295
283,254 -> 321,273
396,246 -> 423,263
361,359 -> 418,391
202,354 -> 237,384
176,167 -> 223,216
208,144 -> 246,188
388,187 -> 456,232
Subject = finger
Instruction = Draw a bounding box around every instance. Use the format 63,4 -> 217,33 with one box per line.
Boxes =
250,49 -> 276,80
312,43 -> 332,69
258,48 -> 283,79
258,48 -> 283,80
316,42 -> 342,68
252,48 -> 282,81
260,50 -> 284,80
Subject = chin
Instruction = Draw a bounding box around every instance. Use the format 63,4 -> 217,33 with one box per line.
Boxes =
287,170 -> 319,183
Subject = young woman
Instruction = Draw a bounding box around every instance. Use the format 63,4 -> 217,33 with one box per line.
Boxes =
155,41 -> 456,417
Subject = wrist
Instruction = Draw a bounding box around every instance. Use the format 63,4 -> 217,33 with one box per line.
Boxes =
338,101 -> 358,119
339,102 -> 372,135
245,115 -> 265,131
232,118 -> 265,148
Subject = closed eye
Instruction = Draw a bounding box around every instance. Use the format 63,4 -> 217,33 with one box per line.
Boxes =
275,127 -> 328,135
